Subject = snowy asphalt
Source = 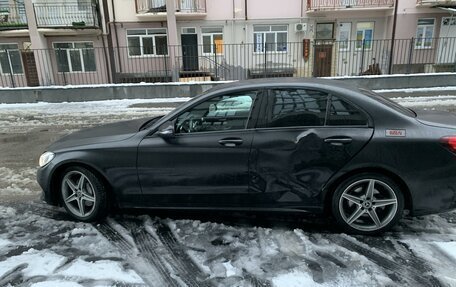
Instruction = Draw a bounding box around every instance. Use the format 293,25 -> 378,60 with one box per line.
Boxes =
0,96 -> 455,287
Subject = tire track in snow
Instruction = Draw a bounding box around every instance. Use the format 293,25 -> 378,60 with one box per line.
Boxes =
243,269 -> 272,287
314,251 -> 347,268
357,237 -> 442,287
13,204 -> 167,286
95,219 -> 174,287
0,263 -> 27,286
149,219 -> 212,287
325,235 -> 442,286
121,219 -> 182,287
271,230 -> 326,284
19,201 -> 71,221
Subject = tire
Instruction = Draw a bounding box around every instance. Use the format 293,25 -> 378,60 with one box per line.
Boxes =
331,173 -> 404,235
60,166 -> 108,222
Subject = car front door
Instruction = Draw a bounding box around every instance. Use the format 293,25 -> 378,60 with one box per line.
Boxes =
137,90 -> 262,208
249,88 -> 374,212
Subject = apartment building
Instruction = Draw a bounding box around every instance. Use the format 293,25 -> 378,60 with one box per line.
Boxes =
0,0 -> 455,87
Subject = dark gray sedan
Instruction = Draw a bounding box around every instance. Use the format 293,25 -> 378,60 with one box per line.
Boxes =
37,78 -> 456,234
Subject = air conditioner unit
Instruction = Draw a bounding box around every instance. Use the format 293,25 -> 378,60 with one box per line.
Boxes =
295,23 -> 307,32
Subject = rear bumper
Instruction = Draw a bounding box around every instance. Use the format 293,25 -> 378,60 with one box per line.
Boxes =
408,172 -> 456,216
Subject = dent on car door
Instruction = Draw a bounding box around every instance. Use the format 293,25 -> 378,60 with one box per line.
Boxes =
137,90 -> 262,208
249,88 -> 374,211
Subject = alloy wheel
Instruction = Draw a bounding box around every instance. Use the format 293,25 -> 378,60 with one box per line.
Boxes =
338,178 -> 398,232
61,171 -> 97,218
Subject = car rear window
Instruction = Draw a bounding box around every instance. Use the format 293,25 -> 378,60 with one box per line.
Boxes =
360,89 -> 416,117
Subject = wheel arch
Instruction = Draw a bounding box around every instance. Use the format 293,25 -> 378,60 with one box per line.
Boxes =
323,167 -> 413,215
49,161 -> 115,207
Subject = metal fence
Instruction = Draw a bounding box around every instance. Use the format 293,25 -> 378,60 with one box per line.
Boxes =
0,2 -> 27,30
33,1 -> 100,28
1,37 -> 456,88
136,0 -> 207,14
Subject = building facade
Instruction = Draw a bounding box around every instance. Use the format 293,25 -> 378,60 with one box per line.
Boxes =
0,0 -> 455,87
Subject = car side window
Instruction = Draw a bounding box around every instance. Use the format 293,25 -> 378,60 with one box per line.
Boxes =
327,96 -> 368,126
262,89 -> 328,128
175,91 -> 257,134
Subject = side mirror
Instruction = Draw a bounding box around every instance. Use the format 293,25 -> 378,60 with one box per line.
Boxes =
157,125 -> 175,139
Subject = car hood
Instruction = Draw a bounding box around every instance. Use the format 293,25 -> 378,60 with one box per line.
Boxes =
48,118 -> 150,151
415,109 -> 456,129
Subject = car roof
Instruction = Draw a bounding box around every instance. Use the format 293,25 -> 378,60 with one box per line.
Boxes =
206,77 -> 358,94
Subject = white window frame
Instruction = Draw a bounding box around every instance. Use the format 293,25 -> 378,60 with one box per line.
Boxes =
53,41 -> 96,73
201,27 -> 223,55
253,25 -> 288,54
126,28 -> 168,58
415,18 -> 435,50
338,22 -> 351,51
355,22 -> 374,50
181,27 -> 197,34
0,43 -> 23,75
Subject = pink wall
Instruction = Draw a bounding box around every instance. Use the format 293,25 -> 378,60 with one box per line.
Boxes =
247,0 -> 303,19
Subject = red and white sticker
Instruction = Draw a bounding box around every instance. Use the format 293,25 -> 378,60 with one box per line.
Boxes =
386,129 -> 406,137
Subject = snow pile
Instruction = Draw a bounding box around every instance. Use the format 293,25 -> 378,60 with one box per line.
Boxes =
0,167 -> 38,196
393,95 -> 456,109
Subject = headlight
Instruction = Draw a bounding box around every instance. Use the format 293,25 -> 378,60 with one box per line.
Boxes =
39,152 -> 55,167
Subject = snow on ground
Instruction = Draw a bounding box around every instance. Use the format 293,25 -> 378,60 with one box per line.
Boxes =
0,205 -> 145,286
0,98 -> 189,134
392,95 -> 456,111
0,95 -> 455,286
0,167 -> 37,196
375,87 -> 456,94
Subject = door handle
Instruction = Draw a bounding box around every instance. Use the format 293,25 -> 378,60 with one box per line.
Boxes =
218,138 -> 243,147
324,137 -> 353,145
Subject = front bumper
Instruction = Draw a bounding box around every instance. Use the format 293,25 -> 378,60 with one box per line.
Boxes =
36,162 -> 57,206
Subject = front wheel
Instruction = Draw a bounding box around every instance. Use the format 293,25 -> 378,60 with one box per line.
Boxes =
60,166 -> 108,222
331,173 -> 404,235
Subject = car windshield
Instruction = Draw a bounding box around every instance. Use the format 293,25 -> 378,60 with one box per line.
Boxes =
359,89 -> 416,117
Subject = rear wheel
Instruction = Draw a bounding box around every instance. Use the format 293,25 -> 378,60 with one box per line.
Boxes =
331,173 -> 404,235
60,166 -> 108,222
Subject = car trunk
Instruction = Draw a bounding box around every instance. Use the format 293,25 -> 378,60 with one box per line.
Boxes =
415,109 -> 456,129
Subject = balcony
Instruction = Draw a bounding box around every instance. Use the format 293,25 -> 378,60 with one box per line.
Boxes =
307,0 -> 394,12
136,0 -> 207,20
0,3 -> 27,31
416,0 -> 456,7
33,1 -> 100,29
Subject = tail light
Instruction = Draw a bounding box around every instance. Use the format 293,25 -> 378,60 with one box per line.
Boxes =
441,136 -> 456,152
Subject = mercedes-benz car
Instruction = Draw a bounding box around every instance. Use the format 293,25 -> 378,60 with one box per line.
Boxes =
37,78 -> 456,234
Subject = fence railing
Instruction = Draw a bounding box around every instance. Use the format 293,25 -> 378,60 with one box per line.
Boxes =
307,0 -> 394,10
33,1 -> 100,28
1,38 -> 456,88
136,0 -> 206,14
0,3 -> 27,30
416,0 -> 456,5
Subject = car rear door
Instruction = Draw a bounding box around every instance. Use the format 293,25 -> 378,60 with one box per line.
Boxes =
137,89 -> 262,208
248,87 -> 374,211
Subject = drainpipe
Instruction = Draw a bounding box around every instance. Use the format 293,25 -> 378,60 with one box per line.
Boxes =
388,0 -> 398,74
166,0 -> 179,82
111,0 -> 122,73
101,0 -> 115,83
244,0 -> 248,20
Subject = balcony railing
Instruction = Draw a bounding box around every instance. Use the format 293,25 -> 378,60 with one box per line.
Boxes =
416,0 -> 456,6
136,0 -> 207,14
33,1 -> 100,28
0,3 -> 27,30
307,0 -> 394,11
